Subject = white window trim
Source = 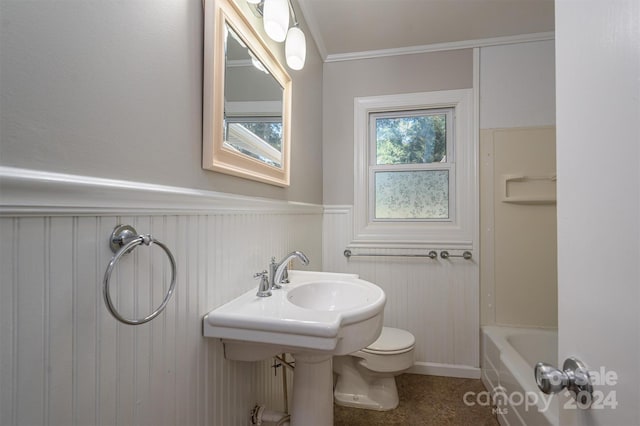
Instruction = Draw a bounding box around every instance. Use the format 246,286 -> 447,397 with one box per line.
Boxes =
352,89 -> 476,249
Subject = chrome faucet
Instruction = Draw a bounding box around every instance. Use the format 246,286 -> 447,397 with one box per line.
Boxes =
269,251 -> 310,289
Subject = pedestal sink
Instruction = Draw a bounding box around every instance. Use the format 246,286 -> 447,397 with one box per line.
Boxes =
203,271 -> 386,426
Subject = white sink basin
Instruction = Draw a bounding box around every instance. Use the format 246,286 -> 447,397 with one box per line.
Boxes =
203,271 -> 386,360
287,280 -> 378,311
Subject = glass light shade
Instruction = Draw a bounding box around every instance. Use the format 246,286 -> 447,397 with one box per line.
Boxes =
263,0 -> 289,42
285,26 -> 306,70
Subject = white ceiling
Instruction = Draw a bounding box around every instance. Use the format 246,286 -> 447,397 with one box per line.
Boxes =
295,0 -> 555,61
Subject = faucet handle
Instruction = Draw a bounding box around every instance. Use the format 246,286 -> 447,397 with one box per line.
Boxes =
254,270 -> 271,297
254,270 -> 268,279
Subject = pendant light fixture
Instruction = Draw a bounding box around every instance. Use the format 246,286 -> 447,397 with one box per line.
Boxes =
263,0 -> 289,42
249,0 -> 307,70
285,25 -> 306,70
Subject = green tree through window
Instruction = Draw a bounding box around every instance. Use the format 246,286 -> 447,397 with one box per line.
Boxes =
238,122 -> 282,151
375,113 -> 446,165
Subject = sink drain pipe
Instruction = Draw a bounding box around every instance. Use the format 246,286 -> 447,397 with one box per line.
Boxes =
250,405 -> 290,426
251,354 -> 295,426
275,353 -> 295,414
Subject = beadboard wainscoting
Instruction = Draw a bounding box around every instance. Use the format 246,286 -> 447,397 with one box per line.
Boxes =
323,206 -> 480,378
0,168 -> 321,426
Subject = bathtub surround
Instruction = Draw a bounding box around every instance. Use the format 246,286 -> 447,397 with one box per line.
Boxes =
478,40 -> 557,329
479,127 -> 557,328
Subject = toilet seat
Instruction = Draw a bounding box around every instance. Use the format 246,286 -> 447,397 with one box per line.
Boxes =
362,327 -> 415,355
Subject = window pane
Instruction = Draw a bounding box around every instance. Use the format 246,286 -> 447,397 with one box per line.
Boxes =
224,120 -> 283,167
226,121 -> 282,151
374,170 -> 449,219
375,113 -> 447,165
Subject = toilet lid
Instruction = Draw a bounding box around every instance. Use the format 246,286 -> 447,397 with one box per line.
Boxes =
363,327 -> 415,354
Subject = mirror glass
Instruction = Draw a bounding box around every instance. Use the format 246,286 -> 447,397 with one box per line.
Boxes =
224,25 -> 284,168
203,0 -> 292,187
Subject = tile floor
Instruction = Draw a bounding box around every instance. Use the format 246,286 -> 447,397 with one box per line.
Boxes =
333,374 -> 499,425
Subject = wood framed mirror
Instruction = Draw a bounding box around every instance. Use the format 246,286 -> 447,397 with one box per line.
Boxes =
203,0 -> 292,187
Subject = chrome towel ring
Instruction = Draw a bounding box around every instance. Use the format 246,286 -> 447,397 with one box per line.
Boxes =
103,224 -> 177,325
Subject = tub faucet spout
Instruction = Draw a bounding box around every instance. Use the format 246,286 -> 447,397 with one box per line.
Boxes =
270,251 -> 310,289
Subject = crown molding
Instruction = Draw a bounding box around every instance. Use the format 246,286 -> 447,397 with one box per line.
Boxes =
324,31 -> 555,63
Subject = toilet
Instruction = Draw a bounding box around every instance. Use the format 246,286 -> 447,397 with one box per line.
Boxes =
333,327 -> 415,411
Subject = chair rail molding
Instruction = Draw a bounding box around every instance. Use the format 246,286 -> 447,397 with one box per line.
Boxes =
0,167 -> 322,216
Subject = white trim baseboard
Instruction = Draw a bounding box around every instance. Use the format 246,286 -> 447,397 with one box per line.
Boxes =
0,167 -> 323,216
407,362 -> 481,379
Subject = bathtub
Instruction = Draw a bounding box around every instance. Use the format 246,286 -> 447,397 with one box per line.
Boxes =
481,326 -> 558,426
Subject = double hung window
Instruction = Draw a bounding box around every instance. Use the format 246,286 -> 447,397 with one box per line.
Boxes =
352,89 -> 475,249
370,108 -> 454,222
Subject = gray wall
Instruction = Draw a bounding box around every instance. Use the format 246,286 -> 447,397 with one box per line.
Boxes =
0,0 -> 323,204
322,50 -> 474,205
480,40 -> 556,129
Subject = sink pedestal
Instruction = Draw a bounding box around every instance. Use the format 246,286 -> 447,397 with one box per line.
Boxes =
290,353 -> 333,426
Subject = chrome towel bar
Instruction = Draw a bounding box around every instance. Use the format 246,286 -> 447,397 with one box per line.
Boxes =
103,224 -> 177,325
439,250 -> 472,260
344,249 -> 472,260
343,249 -> 437,259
